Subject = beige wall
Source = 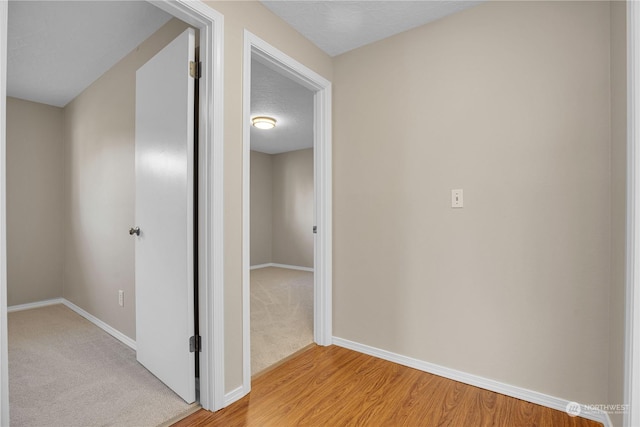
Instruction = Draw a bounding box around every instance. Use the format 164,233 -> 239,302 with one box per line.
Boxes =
609,2 -> 626,426
250,151 -> 273,265
251,148 -> 314,268
63,18 -> 190,340
333,0 -> 612,405
205,0 -> 332,391
6,98 -> 64,306
272,148 -> 314,268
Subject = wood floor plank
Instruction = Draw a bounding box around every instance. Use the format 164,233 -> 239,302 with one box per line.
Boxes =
173,345 -> 603,427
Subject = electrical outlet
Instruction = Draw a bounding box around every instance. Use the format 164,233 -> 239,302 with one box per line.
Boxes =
118,290 -> 124,307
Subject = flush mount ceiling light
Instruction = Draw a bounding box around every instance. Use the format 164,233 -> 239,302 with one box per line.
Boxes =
252,116 -> 277,130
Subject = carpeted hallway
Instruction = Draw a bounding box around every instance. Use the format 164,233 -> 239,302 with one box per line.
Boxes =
251,267 -> 314,375
8,304 -> 196,427
8,267 -> 314,425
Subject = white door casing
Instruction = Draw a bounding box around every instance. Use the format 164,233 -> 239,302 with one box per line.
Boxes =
134,27 -> 195,404
0,1 -> 8,424
626,2 -> 640,426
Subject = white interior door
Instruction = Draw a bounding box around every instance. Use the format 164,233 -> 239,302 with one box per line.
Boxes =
134,28 -> 196,404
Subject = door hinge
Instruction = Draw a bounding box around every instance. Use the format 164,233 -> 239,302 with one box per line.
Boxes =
189,335 -> 201,352
313,226 -> 317,234
189,61 -> 201,79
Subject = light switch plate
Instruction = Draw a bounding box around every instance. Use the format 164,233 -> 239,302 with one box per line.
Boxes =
452,189 -> 463,208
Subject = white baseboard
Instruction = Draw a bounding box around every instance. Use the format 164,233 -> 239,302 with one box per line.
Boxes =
8,298 -> 64,313
62,299 -> 136,351
250,262 -> 314,272
332,337 -> 612,427
250,263 -> 272,270
223,385 -> 247,406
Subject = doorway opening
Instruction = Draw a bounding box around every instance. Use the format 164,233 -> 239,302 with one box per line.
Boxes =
249,57 -> 315,373
0,1 -> 225,423
242,31 -> 332,392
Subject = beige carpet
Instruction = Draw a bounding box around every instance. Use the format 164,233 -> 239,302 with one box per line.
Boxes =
251,267 -> 314,375
9,304 -> 195,427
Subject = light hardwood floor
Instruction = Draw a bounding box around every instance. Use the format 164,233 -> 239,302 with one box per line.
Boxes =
174,345 -> 602,427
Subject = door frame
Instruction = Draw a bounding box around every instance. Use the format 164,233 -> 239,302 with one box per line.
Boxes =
0,2 -> 8,423
0,0 -> 226,421
626,2 -> 640,426
241,31 -> 332,393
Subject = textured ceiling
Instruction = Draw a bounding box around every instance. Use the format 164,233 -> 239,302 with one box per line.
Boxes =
6,0 -> 479,155
252,1 -> 482,154
261,0 -> 481,57
251,58 -> 314,155
7,1 -> 172,107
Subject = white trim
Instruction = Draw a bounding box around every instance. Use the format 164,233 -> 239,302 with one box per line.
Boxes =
249,263 -> 271,270
312,70 -> 333,348
223,385 -> 245,406
272,263 -> 314,272
146,0 -> 225,411
241,31 -> 253,396
7,298 -> 64,313
250,263 -> 314,272
0,2 -> 8,424
62,300 -> 137,350
626,2 -> 640,427
242,30 -> 333,396
333,337 -> 612,427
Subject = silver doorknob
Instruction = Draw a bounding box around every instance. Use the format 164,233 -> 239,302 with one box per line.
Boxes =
129,227 -> 140,236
